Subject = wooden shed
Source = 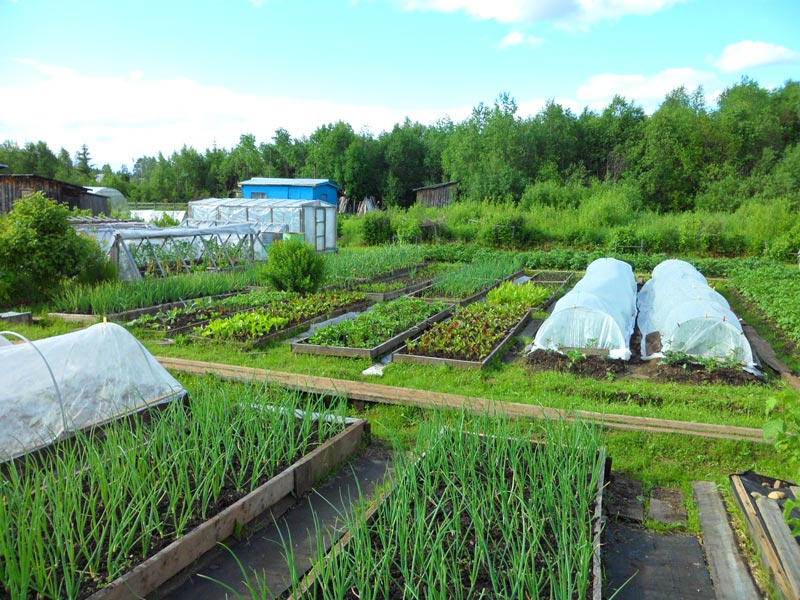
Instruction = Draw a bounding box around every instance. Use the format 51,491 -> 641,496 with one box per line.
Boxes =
413,181 -> 458,209
0,174 -> 110,216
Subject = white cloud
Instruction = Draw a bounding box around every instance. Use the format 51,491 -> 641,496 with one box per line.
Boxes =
575,67 -> 716,111
0,61 -> 467,169
498,31 -> 545,49
715,40 -> 800,73
402,0 -> 683,25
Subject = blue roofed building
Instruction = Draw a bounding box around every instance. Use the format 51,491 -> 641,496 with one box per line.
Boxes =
239,177 -> 339,205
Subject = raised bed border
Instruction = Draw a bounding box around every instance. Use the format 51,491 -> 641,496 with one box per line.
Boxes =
47,290 -> 249,324
393,308 -> 532,369
246,299 -> 373,349
289,302 -> 456,360
730,473 -> 800,599
288,435 -> 608,600
409,268 -> 526,307
362,278 -> 435,302
89,417 -> 370,600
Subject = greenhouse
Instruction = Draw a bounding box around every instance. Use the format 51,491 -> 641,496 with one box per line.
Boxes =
532,257 -> 637,360
186,197 -> 338,253
76,221 -> 275,280
637,259 -> 755,366
0,323 -> 186,461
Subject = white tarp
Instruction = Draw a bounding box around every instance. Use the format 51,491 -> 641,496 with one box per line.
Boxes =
533,257 -> 637,360
186,198 -> 338,252
0,323 -> 185,461
637,259 -> 754,366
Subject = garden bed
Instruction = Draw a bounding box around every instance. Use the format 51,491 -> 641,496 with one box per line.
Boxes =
92,416 -> 369,600
287,419 -> 607,600
290,298 -> 454,360
48,291 -> 244,324
394,303 -> 532,369
411,268 -> 527,306
730,471 -> 800,600
0,383 -> 368,600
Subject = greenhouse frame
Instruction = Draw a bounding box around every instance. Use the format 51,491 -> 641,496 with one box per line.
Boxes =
637,259 -> 755,367
186,197 -> 338,253
532,257 -> 638,360
77,221 -> 278,280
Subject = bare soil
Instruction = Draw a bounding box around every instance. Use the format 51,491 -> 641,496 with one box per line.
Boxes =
525,327 -> 762,387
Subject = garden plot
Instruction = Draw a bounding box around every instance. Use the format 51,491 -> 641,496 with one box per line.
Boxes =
351,262 -> 458,302
49,267 -> 261,322
287,416 -> 607,600
395,281 -> 553,369
411,256 -> 526,305
0,380 -> 368,600
291,297 -> 453,359
190,290 -> 370,347
129,289 -> 294,337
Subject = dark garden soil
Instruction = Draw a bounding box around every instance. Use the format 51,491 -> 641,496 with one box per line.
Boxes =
525,332 -> 761,387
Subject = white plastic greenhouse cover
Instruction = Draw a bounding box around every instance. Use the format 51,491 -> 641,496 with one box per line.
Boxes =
532,257 -> 637,360
637,259 -> 754,366
186,198 -> 338,252
0,323 -> 186,461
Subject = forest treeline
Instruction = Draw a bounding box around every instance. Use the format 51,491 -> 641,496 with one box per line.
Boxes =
2,78 -> 799,213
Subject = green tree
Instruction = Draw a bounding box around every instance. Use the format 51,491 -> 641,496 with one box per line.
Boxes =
75,144 -> 94,180
301,121 -> 356,185
634,86 -> 715,211
0,193 -> 114,305
344,133 -> 383,202
262,237 -> 325,293
380,119 -> 428,207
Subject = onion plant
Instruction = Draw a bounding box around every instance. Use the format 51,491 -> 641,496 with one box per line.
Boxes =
0,378 -> 348,599
286,414 -> 604,599
53,264 -> 263,315
324,245 -> 426,287
427,255 -> 524,299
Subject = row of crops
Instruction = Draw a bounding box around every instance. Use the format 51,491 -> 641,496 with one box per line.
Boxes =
292,415 -> 605,599
0,380 -> 349,599
51,243 -> 778,317
730,261 -> 800,344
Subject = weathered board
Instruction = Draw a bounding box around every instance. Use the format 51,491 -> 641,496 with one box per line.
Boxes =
692,480 -> 760,600
156,357 -> 766,443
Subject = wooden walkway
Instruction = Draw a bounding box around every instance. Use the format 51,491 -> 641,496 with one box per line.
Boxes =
156,357 -> 766,443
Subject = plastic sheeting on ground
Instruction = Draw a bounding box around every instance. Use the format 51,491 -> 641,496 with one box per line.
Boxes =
532,257 -> 637,360
0,323 -> 185,461
637,259 -> 754,366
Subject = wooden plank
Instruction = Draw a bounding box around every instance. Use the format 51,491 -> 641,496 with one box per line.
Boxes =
692,481 -> 761,600
90,418 -> 367,600
731,475 -> 792,597
648,486 -> 687,525
293,420 -> 368,497
757,497 -> 800,599
155,357 -> 766,443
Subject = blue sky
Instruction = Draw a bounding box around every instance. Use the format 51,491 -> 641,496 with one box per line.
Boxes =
1,0 -> 798,169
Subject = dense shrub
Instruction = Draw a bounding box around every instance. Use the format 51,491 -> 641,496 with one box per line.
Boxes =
0,193 -> 115,306
262,237 -> 325,293
361,212 -> 394,245
478,214 -> 532,249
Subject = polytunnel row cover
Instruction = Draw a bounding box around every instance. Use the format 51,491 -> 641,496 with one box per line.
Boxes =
533,258 -> 638,360
637,259 -> 755,367
0,323 -> 186,462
